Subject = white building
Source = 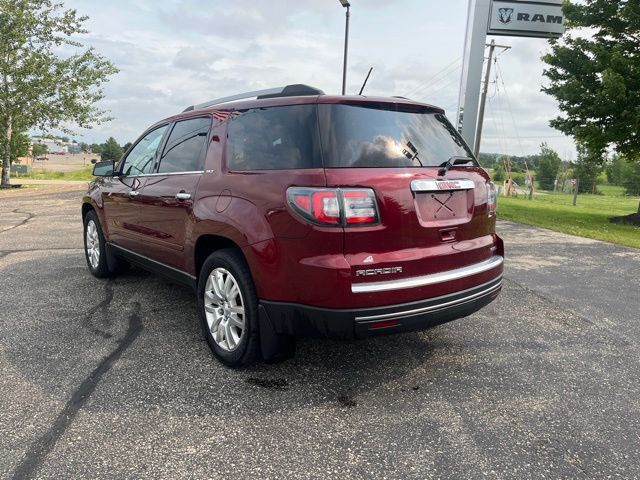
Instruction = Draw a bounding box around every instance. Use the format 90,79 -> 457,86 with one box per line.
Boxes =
32,137 -> 68,154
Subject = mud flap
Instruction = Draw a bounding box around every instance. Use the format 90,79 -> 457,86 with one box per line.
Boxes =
104,242 -> 119,272
259,304 -> 296,362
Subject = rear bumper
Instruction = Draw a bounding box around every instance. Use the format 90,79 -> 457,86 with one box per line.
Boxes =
260,275 -> 502,340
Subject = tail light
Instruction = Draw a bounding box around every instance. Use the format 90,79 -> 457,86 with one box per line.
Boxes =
287,187 -> 380,227
486,181 -> 497,217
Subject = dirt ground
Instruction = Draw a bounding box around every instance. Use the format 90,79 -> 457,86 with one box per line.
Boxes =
19,153 -> 98,172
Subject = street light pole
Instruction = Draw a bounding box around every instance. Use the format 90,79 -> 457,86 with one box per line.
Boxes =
339,0 -> 350,95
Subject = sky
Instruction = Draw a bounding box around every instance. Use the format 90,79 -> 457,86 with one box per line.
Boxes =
55,0 -> 577,158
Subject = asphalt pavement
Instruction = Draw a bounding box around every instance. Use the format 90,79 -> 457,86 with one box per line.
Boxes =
1,186 -> 639,479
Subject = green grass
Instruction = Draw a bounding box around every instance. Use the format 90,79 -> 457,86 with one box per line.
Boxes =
13,166 -> 94,181
498,189 -> 640,249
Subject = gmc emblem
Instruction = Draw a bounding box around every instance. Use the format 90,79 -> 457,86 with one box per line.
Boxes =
437,181 -> 461,190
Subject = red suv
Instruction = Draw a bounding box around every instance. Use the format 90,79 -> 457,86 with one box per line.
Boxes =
83,84 -> 503,367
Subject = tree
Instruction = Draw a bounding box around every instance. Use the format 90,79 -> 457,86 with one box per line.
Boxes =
10,132 -> 30,164
537,143 -> 562,190
606,154 -> 629,186
100,137 -> 123,162
0,1 -> 118,187
32,142 -> 48,158
492,164 -> 505,182
542,0 -> 640,211
78,142 -> 89,153
574,144 -> 603,194
122,141 -> 132,152
622,160 -> 640,197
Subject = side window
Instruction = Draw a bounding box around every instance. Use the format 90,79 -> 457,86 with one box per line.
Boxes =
157,117 -> 211,173
226,105 -> 321,170
121,125 -> 168,176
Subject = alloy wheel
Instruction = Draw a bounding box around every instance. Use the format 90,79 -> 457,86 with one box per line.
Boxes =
86,219 -> 100,269
203,267 -> 246,351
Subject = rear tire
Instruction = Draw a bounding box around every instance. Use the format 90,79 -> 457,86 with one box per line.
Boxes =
197,249 -> 261,367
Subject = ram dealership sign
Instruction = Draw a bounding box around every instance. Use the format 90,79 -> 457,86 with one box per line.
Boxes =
488,0 -> 565,38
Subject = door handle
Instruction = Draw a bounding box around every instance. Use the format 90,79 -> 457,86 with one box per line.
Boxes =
129,190 -> 140,197
175,192 -> 191,200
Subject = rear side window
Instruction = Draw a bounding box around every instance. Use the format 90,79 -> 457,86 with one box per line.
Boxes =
157,117 -> 210,173
318,104 -> 474,168
226,105 -> 322,170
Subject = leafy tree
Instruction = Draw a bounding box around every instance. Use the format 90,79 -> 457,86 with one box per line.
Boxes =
100,137 -> 123,162
0,0 -> 118,186
542,0 -> 640,210
622,161 -> 640,196
78,142 -> 89,153
574,144 -> 603,194
32,142 -> 48,158
122,142 -> 133,152
10,132 -> 30,164
537,143 -> 562,190
89,143 -> 102,154
606,154 -> 629,186
492,164 -> 505,182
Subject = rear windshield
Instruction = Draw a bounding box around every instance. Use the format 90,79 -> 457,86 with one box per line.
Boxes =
318,104 -> 474,168
224,103 -> 474,170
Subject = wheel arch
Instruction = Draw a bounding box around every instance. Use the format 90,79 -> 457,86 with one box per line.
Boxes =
194,234 -> 247,279
81,201 -> 94,220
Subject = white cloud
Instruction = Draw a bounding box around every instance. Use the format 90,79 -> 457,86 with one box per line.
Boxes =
52,0 -> 576,157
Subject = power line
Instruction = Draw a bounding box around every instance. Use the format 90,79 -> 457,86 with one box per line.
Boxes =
416,75 -> 462,103
495,59 -> 525,153
403,57 -> 462,98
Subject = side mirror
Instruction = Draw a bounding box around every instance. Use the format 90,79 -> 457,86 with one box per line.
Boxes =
92,160 -> 115,177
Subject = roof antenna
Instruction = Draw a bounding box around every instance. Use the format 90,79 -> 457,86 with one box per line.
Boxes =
358,67 -> 373,95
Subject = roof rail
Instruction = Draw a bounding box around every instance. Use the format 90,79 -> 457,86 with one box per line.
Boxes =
182,84 -> 325,113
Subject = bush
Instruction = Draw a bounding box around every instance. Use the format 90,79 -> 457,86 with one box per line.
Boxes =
90,158 -> 97,164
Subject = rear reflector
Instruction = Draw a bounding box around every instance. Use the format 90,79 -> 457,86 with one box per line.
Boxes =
368,320 -> 400,330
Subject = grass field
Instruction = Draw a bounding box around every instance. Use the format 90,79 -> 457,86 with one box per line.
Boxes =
498,186 -> 640,249
13,166 -> 94,181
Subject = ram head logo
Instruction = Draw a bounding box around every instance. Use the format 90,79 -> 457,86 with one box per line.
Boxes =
498,8 -> 514,24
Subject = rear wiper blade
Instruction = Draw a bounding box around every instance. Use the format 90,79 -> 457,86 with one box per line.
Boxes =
438,156 -> 475,176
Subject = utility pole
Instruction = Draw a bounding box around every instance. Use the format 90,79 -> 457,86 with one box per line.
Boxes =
339,0 -> 351,95
474,40 -> 510,157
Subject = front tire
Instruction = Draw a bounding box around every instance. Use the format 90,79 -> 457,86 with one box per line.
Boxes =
198,249 -> 261,367
83,210 -> 112,278
83,210 -> 129,278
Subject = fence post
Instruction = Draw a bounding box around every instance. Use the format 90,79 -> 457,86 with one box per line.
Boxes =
572,178 -> 579,206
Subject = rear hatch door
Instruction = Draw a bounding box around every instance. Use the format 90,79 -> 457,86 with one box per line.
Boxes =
318,101 -> 497,300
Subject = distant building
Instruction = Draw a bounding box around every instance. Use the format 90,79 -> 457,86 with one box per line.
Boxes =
31,137 -> 68,154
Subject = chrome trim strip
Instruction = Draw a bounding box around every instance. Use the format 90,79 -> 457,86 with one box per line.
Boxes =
355,278 -> 502,323
112,171 -> 204,180
411,179 -> 475,192
138,170 -> 204,178
352,255 -> 503,293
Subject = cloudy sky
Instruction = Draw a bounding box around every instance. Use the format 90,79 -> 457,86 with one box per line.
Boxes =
57,0 -> 576,158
